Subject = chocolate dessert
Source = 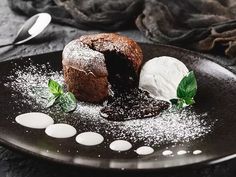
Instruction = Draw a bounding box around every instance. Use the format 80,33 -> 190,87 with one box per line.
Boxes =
62,33 -> 170,121
62,33 -> 143,103
100,88 -> 170,121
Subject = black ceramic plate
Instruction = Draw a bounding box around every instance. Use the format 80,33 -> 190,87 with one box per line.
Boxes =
0,43 -> 236,171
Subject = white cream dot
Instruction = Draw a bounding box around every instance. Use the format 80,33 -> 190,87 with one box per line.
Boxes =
177,150 -> 187,155
109,140 -> 132,152
135,146 -> 154,155
193,150 -> 202,155
76,132 -> 104,146
16,112 -> 54,129
162,150 -> 173,156
45,123 -> 77,138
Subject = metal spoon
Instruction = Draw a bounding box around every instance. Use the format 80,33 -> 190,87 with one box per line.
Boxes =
0,13 -> 51,48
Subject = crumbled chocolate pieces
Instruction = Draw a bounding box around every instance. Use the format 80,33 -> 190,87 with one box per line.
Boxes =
100,88 -> 170,121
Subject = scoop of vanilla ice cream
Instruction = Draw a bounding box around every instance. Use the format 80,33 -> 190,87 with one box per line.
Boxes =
139,56 -> 189,101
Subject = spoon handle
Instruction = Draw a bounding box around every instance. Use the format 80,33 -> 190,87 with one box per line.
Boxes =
0,43 -> 13,48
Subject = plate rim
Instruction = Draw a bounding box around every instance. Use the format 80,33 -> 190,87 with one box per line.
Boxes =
0,136 -> 235,171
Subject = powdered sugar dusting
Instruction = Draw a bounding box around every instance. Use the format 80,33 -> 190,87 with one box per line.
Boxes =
5,62 -> 63,110
4,61 -> 215,146
62,39 -> 107,76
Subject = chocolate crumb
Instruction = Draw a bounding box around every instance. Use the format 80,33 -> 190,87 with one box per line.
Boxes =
100,88 -> 170,121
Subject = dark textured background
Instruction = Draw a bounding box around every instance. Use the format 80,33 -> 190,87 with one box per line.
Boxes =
0,0 -> 150,62
1,0 -> 236,176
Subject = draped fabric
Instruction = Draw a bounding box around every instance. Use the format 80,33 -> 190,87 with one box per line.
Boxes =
8,0 -> 236,59
8,0 -> 143,30
136,0 -> 236,59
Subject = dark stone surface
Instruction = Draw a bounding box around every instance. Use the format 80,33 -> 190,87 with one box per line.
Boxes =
0,0 -> 236,176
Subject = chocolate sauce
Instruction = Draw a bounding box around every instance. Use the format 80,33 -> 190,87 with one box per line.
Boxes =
100,88 -> 170,121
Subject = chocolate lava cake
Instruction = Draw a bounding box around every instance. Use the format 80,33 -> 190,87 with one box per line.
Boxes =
62,33 -> 143,103
62,33 -> 170,121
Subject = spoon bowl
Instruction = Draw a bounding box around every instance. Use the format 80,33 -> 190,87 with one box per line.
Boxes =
0,13 -> 51,48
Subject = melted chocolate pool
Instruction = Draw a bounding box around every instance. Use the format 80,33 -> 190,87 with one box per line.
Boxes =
100,88 -> 170,121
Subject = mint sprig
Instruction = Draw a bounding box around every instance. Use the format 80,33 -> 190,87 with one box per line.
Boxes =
47,79 -> 77,113
46,95 -> 59,108
170,71 -> 197,108
58,92 -> 77,113
48,79 -> 63,96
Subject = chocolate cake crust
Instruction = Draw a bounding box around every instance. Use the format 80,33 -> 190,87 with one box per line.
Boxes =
63,65 -> 108,103
79,33 -> 143,74
62,40 -> 108,77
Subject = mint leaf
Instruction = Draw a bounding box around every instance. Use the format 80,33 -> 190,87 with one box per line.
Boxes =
171,71 -> 197,108
185,97 -> 195,105
46,95 -> 59,108
177,99 -> 185,109
177,71 -> 197,99
48,79 -> 64,96
46,79 -> 77,113
58,92 -> 77,113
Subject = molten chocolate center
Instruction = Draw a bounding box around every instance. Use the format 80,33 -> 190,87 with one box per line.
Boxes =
103,51 -> 138,91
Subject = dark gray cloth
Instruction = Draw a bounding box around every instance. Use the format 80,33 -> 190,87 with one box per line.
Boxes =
8,0 -> 76,26
8,0 -> 143,30
136,0 -> 236,60
54,0 -> 143,30
7,0 -> 236,59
